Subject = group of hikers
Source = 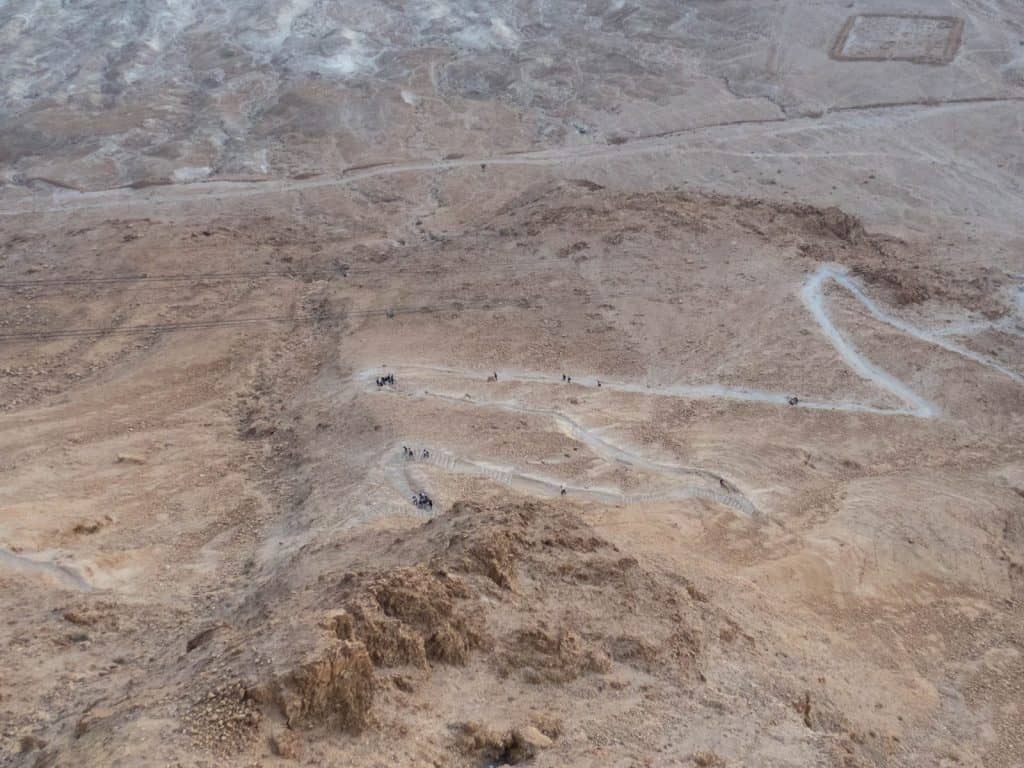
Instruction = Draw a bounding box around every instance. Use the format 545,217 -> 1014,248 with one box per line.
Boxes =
560,373 -> 600,387
401,446 -> 433,509
375,368 -> 800,514
378,370 -> 604,389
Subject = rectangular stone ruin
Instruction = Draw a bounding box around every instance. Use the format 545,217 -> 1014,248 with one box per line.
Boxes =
830,14 -> 964,65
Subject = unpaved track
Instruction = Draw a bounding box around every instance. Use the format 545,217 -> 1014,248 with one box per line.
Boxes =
0,548 -> 92,592
802,266 -> 939,418
2,98 -> 1021,217
364,261 -> 1023,426
359,262 -> 1024,518
368,385 -> 759,516
383,444 -> 756,515
361,362 -> 912,416
807,265 -> 1024,389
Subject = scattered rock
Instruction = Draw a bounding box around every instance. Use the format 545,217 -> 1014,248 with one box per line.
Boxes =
455,721 -> 556,765
62,610 -> 96,626
529,712 -> 563,740
218,501 -> 707,755
18,734 -> 47,753
186,624 -> 225,653
330,565 -> 490,668
692,751 -> 726,767
796,691 -> 814,729
183,681 -> 263,754
501,626 -> 611,683
74,706 -> 114,738
71,518 -> 111,536
820,206 -> 864,243
391,674 -> 415,693
270,641 -> 374,732
269,729 -> 302,759
508,725 -> 553,763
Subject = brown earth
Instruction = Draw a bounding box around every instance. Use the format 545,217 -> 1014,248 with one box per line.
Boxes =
2,182 -> 1022,767
2,4 -> 1023,762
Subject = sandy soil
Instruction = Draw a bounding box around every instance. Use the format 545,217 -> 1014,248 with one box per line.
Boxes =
2,2 -> 1023,767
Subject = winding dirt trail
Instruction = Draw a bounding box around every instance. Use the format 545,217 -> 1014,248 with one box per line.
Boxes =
360,264 -> 1022,425
801,266 -> 939,418
368,373 -> 760,516
359,263 -> 1023,517
361,363 -> 911,416
383,442 -> 756,516
807,265 -> 1024,390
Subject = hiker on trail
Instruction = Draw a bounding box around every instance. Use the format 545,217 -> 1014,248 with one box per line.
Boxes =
597,380 -> 601,387
562,374 -> 566,382
560,487 -> 567,496
422,449 -> 430,459
788,396 -> 799,406
493,372 -> 498,381
567,376 -> 571,384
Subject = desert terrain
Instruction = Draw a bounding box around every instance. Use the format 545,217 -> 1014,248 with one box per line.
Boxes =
1,1 -> 1023,766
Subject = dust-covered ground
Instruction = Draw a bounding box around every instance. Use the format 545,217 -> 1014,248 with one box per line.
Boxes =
1,2 -> 1023,767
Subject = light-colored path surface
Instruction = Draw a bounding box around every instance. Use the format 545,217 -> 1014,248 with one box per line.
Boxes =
362,362 -> 912,416
801,265 -> 1024,415
801,266 -> 939,418
383,443 -> 756,516
359,263 -> 1023,517
0,548 -> 93,592
361,264 -> 1023,424
2,98 -> 1021,217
